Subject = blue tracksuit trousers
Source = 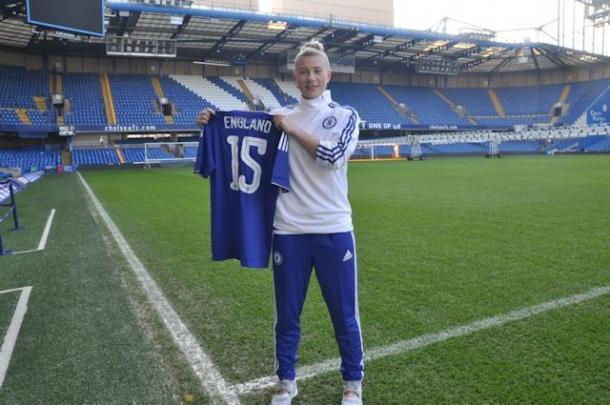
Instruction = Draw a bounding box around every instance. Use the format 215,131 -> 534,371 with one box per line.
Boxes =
272,231 -> 364,382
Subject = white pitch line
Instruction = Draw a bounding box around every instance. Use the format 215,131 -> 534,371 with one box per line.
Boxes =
36,208 -> 55,251
0,286 -> 33,388
0,287 -> 28,295
76,172 -> 240,405
12,209 -> 56,255
234,284 -> 610,394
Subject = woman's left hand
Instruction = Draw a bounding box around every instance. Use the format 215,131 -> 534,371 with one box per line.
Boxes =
272,113 -> 320,157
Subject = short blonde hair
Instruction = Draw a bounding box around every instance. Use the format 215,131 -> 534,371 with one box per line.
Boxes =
294,40 -> 330,68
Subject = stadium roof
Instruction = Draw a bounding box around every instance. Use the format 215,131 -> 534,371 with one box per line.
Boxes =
0,0 -> 609,74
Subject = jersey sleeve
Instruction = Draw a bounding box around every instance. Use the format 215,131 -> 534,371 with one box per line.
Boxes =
194,126 -> 215,177
314,107 -> 360,170
271,132 -> 290,191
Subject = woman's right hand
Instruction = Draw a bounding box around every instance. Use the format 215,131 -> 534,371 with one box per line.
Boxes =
272,114 -> 298,135
196,108 -> 216,127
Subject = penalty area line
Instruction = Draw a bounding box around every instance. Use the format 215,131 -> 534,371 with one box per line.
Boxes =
76,172 -> 240,405
234,283 -> 610,395
0,286 -> 33,389
12,209 -> 56,255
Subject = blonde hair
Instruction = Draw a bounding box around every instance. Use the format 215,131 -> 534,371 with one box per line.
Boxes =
294,40 -> 330,68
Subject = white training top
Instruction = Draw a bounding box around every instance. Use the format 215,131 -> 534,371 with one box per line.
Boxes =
272,90 -> 360,234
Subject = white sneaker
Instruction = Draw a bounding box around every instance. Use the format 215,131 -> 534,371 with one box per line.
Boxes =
270,379 -> 298,405
342,381 -> 363,405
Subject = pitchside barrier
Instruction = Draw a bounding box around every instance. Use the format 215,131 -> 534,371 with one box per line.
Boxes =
0,178 -> 21,256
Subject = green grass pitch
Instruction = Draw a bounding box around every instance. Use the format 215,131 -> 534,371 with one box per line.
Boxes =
1,155 -> 609,404
0,293 -> 18,342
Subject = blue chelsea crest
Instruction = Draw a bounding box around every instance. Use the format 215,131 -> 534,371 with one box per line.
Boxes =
322,116 -> 337,129
273,251 -> 283,265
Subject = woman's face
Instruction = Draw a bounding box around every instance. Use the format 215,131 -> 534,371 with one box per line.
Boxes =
293,54 -> 332,100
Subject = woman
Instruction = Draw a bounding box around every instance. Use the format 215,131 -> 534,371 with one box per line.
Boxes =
197,41 -> 364,405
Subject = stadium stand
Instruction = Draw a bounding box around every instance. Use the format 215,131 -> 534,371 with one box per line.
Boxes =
207,77 -> 250,108
352,123 -> 610,158
72,148 -> 120,166
0,65 -> 48,111
544,138 -> 581,152
63,73 -> 107,126
559,78 -> 610,124
428,143 -> 488,155
140,146 -> 174,161
169,75 -> 247,111
242,78 -> 282,110
2,64 -> 610,170
441,87 -> 553,126
0,147 -> 61,172
498,140 -> 544,154
0,65 -> 51,125
586,136 -> 610,152
576,134 -> 609,150
159,76 -> 209,126
274,79 -> 301,104
383,85 -> 472,126
496,84 -> 563,116
1,109 -> 23,125
261,79 -> 299,106
3,64 -> 609,131
443,88 -> 498,116
117,140 -> 198,164
120,146 -> 146,163
91,131 -> 605,164
108,74 -> 166,126
329,82 -> 406,125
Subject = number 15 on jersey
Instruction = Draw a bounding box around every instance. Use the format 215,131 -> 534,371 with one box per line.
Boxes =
226,135 -> 267,194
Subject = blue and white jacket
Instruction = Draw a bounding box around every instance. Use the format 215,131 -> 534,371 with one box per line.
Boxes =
271,90 -> 360,234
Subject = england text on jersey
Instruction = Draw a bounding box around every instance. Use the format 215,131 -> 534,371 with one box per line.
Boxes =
223,116 -> 273,133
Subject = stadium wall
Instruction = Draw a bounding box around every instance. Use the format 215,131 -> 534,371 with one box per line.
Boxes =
268,0 -> 394,26
191,0 -> 258,11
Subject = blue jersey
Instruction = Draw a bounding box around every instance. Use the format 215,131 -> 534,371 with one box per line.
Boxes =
195,111 -> 289,268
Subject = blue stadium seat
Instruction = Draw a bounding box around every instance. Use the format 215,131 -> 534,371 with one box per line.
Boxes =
0,65 -> 49,110
560,78 -> 610,125
444,88 -> 497,116
109,74 -> 165,126
64,73 -> 107,126
252,78 -> 298,107
428,143 -> 487,155
584,136 -> 610,152
498,140 -> 543,153
328,82 -> 406,125
383,85 -> 471,126
495,84 -> 563,116
160,75 -> 212,125
2,64 -> 610,131
206,77 -> 249,104
72,148 -> 119,165
0,147 -> 61,172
